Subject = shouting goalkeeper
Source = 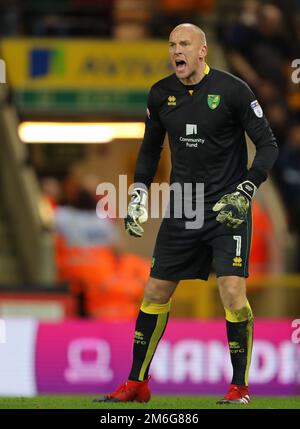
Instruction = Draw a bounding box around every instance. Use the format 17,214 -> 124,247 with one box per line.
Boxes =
96,23 -> 278,405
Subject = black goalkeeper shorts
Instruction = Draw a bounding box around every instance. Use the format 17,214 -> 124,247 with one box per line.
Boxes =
150,204 -> 252,281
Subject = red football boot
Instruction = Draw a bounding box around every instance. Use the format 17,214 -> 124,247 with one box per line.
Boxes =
217,384 -> 250,404
94,378 -> 151,403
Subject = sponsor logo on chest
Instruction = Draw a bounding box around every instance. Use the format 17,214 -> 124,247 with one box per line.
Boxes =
179,124 -> 205,148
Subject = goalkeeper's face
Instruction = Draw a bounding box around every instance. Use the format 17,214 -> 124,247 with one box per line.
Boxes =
169,24 -> 207,84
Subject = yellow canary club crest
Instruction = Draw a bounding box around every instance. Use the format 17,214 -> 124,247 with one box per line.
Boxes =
168,95 -> 176,106
207,94 -> 221,109
232,256 -> 243,267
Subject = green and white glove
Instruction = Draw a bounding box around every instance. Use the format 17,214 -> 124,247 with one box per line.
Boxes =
212,181 -> 257,229
125,188 -> 148,237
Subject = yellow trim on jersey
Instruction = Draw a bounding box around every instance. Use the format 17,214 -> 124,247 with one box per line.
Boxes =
138,312 -> 168,381
204,63 -> 210,75
140,300 -> 171,315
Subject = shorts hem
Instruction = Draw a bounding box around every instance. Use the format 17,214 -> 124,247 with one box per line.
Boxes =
150,271 -> 209,282
216,272 -> 249,278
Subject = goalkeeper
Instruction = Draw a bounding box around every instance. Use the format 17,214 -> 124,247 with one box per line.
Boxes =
96,23 -> 278,405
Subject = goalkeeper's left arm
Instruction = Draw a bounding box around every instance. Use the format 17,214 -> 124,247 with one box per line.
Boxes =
213,80 -> 279,229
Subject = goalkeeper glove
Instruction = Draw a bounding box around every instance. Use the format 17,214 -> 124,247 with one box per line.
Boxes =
212,181 -> 257,229
124,188 -> 148,237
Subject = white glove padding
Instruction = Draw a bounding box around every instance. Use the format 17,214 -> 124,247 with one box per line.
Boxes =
125,188 -> 148,237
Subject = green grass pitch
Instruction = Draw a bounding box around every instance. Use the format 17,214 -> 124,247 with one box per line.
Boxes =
0,395 -> 299,409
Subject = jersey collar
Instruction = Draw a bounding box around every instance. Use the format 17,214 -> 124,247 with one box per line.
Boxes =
204,63 -> 210,75
176,63 -> 211,92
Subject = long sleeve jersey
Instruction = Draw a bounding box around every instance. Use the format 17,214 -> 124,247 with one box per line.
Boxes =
134,67 -> 278,202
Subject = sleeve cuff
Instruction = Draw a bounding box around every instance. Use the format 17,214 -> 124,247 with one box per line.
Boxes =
245,168 -> 267,188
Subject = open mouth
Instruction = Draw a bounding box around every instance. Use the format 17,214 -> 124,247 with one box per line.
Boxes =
175,60 -> 187,73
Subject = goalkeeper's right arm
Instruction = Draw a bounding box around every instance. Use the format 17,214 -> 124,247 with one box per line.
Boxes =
133,87 -> 166,188
125,87 -> 165,238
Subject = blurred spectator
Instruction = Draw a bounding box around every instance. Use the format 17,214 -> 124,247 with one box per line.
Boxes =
25,0 -> 114,37
54,174 -> 118,316
41,176 -> 63,209
276,122 -> 300,271
53,172 -> 150,319
31,14 -> 70,36
295,15 -> 300,45
0,0 -> 22,35
249,200 -> 283,275
272,0 -> 300,35
38,176 -> 63,231
222,3 -> 295,101
86,253 -> 150,320
113,0 -> 151,39
286,60 -> 300,115
150,0 -> 215,38
264,100 -> 289,145
55,174 -> 119,248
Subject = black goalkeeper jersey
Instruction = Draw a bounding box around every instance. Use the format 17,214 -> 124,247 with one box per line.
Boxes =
134,66 -> 278,202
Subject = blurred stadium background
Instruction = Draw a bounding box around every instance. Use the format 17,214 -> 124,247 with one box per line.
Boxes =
0,0 -> 299,401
